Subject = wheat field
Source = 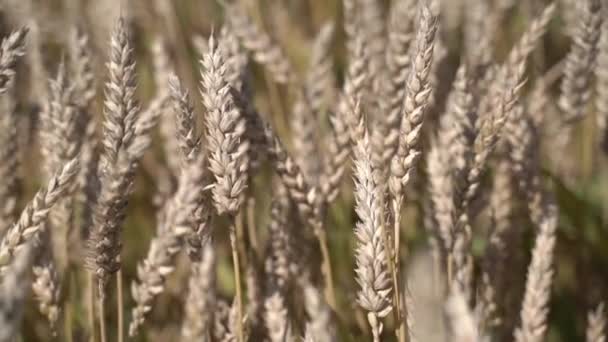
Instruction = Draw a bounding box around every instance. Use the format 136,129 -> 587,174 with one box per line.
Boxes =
0,0 -> 606,341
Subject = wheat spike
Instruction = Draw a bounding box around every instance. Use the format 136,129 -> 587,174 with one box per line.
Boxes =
0,28 -> 28,95
371,0 -> 417,173
352,119 -> 392,340
129,153 -> 210,336
514,199 -> 558,342
389,4 -> 437,204
0,158 -> 79,276
200,34 -> 249,215
559,0 -> 602,122
226,3 -> 294,84
87,17 -> 153,297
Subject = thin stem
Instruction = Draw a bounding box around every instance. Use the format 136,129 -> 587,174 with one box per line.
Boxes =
235,212 -> 248,271
87,273 -> 97,342
117,270 -> 124,342
246,197 -> 260,259
230,220 -> 245,342
390,199 -> 406,342
98,292 -> 107,342
65,272 -> 73,342
316,227 -> 337,309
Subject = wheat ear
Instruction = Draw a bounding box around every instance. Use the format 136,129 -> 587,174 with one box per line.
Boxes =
86,17 -> 143,297
371,0 -> 417,174
0,27 -> 28,95
352,114 -> 392,341
559,0 -> 602,122
0,158 -> 79,275
514,199 -> 558,342
225,3 -> 294,84
129,152 -> 209,336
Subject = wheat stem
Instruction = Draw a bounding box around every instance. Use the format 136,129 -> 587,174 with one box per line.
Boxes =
229,221 -> 245,342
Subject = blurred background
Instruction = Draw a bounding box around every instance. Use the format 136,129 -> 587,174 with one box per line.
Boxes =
0,0 -> 607,341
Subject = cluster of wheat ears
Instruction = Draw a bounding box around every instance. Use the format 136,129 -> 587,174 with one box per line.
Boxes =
0,0 -> 607,341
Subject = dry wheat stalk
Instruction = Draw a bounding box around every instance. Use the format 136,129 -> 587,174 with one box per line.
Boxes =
559,0 -> 602,122
200,34 -> 249,216
39,63 -> 83,267
168,74 -> 201,164
129,153 -> 209,336
587,303 -> 606,342
466,3 -> 555,208
352,119 -> 392,341
87,18 -> 145,296
388,4 -> 437,209
31,263 -> 60,335
342,35 -> 369,145
225,3 -> 294,84
0,158 -> 79,276
181,244 -> 216,341
0,27 -> 28,95
514,199 -> 558,342
371,0 -> 417,174
220,25 -> 267,175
